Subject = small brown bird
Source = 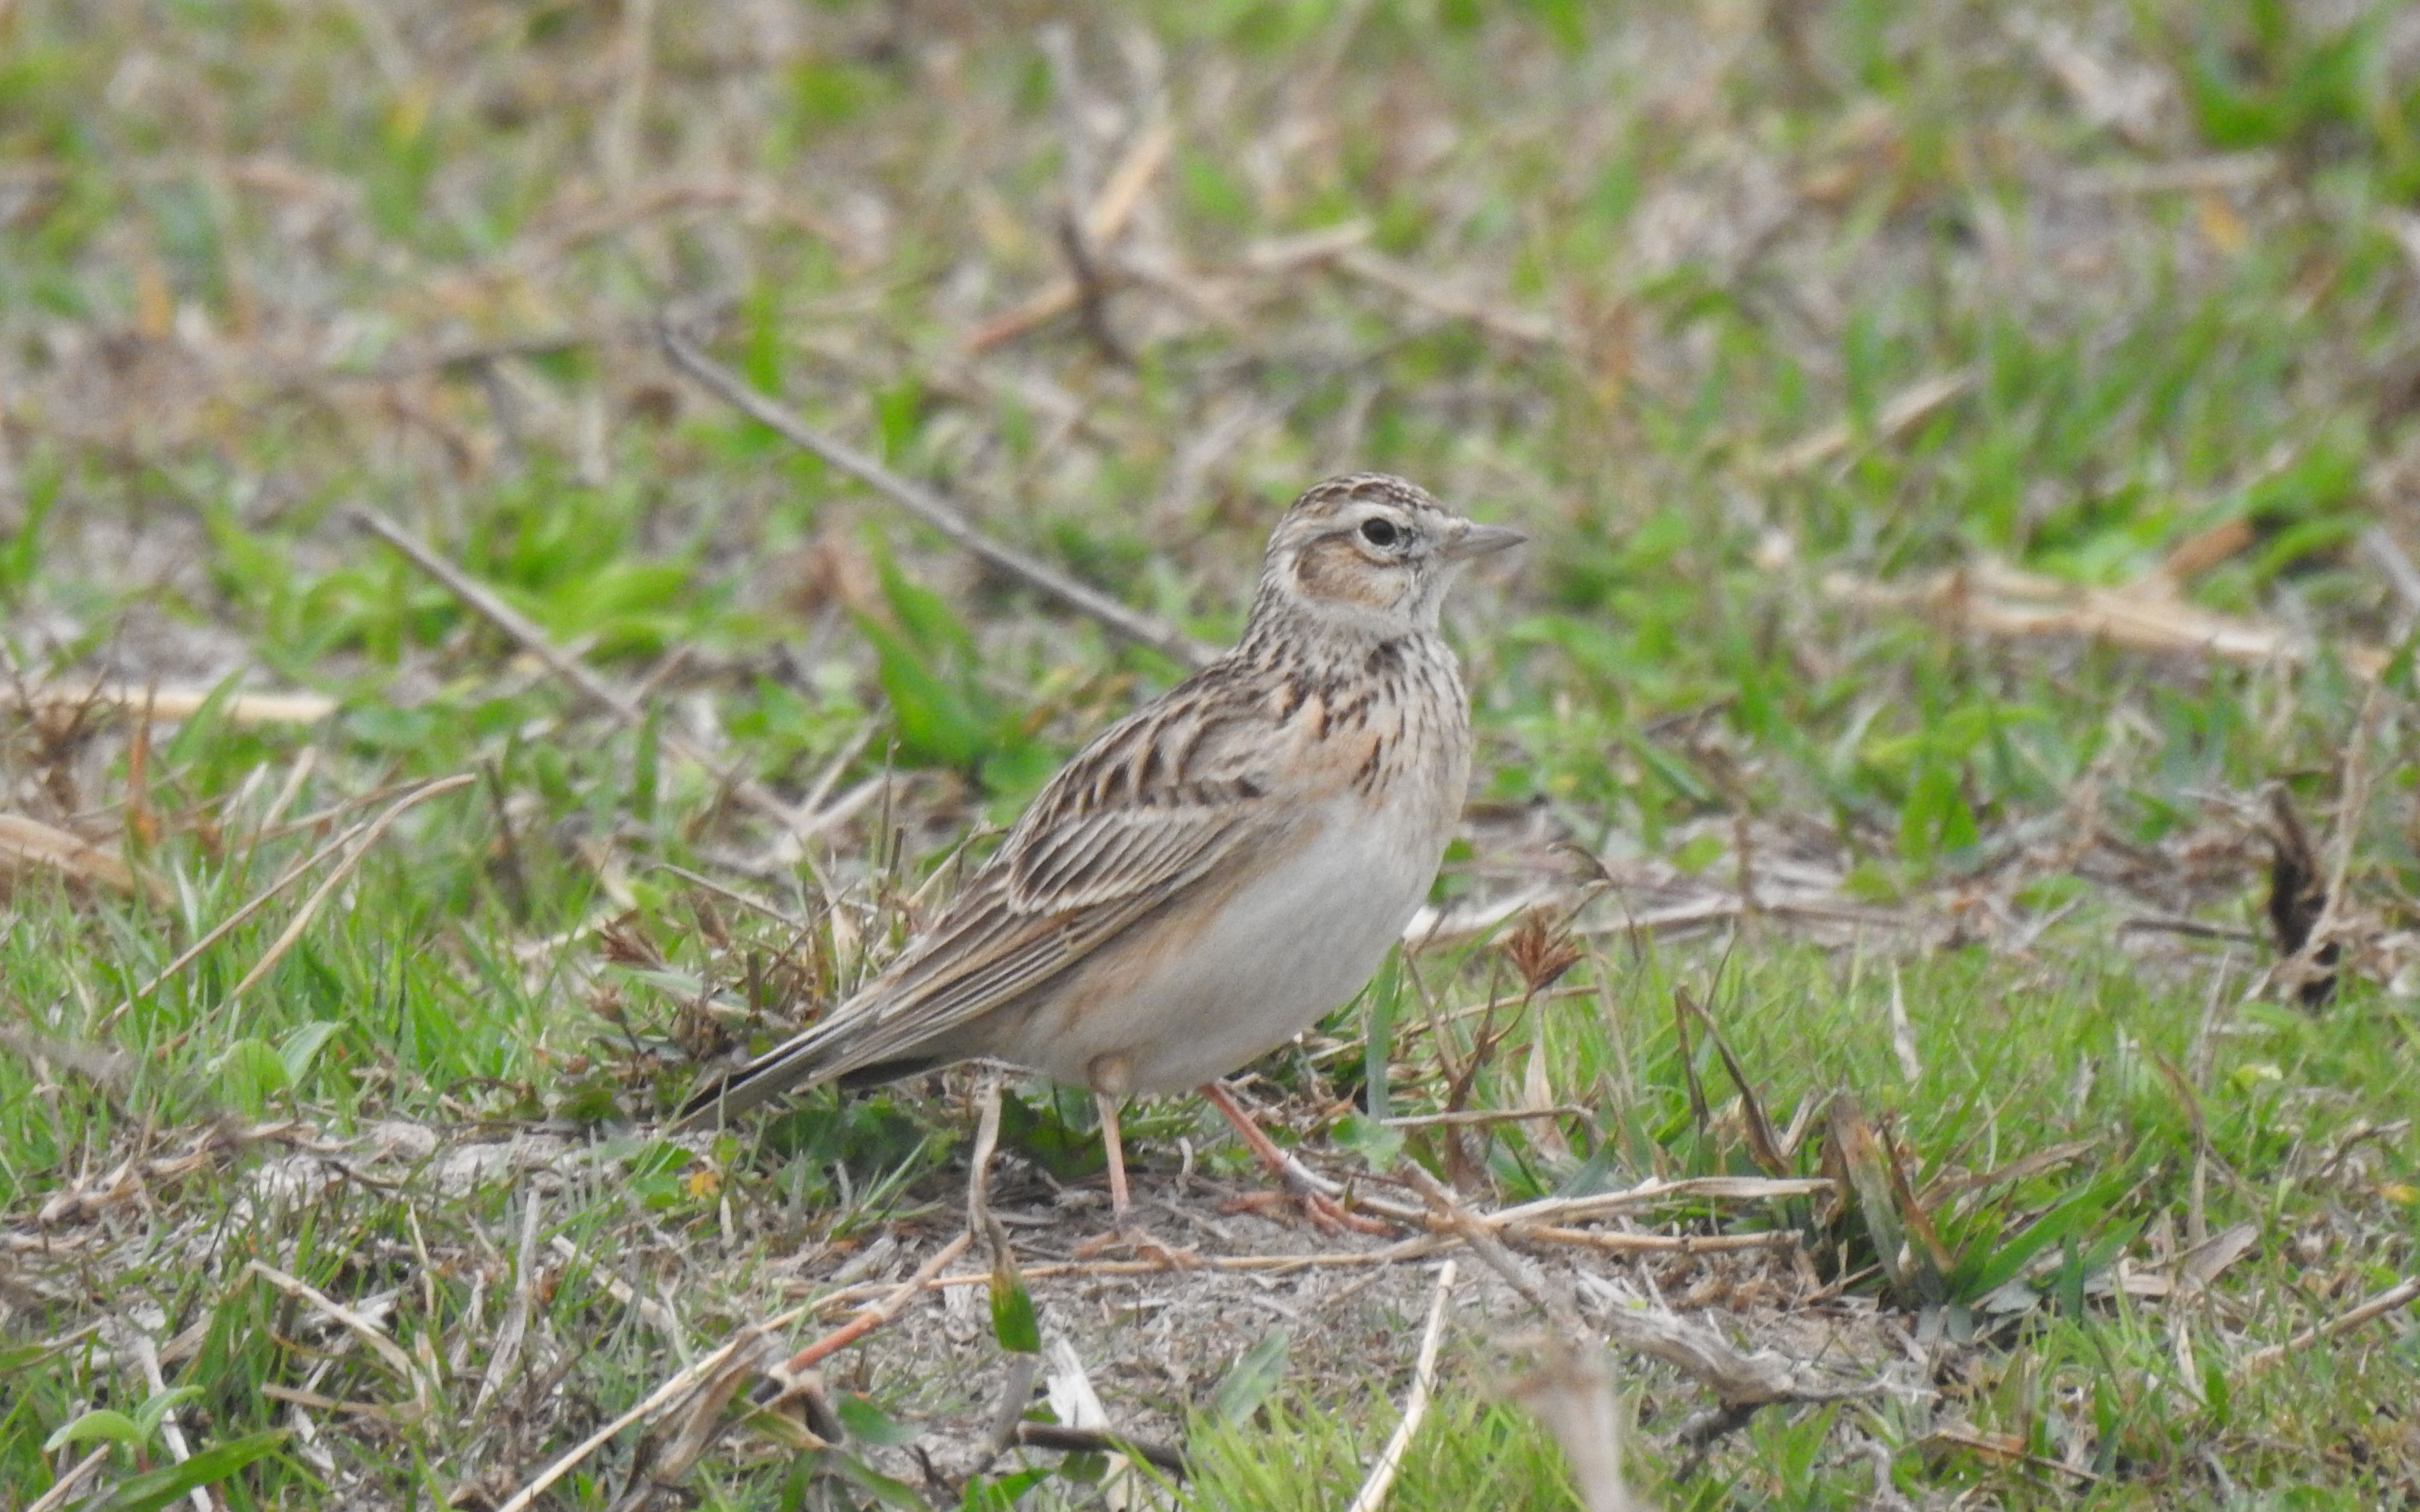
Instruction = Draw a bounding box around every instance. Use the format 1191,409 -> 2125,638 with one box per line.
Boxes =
676,474 -> 1521,1224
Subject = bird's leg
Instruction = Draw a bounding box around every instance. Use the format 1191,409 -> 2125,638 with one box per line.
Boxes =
1198,1080 -> 1391,1235
1094,1089 -> 1131,1218
1072,1071 -> 1196,1264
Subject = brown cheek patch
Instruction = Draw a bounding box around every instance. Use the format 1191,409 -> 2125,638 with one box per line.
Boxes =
1292,536 -> 1398,612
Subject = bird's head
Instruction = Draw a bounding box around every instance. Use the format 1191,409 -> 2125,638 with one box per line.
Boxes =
1252,472 -> 1524,639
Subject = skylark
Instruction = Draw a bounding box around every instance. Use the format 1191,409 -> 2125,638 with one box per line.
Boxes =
677,472 -> 1521,1226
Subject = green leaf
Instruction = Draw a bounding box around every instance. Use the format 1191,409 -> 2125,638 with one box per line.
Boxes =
1898,758 -> 1978,862
0,453 -> 57,598
158,672 -> 245,769
1955,1171 -> 2133,1300
632,701 -> 661,825
872,377 -> 926,465
854,612 -> 992,770
1209,1327 -> 1289,1425
1329,1113 -> 1404,1173
91,1429 -> 288,1511
215,1037 -> 288,1117
961,1466 -> 1052,1510
834,1393 -> 922,1447
989,1256 -> 1042,1355
874,547 -> 975,657
1361,953 -> 1398,1122
277,1020 -> 344,1088
819,1446 -> 933,1510
44,1408 -> 146,1453
132,1386 -> 202,1440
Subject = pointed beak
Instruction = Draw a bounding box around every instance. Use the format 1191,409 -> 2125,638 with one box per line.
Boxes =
1442,520 -> 1527,562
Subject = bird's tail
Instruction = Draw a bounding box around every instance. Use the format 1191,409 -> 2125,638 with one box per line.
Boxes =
671,1017 -> 849,1131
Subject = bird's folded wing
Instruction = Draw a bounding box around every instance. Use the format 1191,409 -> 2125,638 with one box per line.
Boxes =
806,800 -> 1266,1076
678,672 -> 1286,1121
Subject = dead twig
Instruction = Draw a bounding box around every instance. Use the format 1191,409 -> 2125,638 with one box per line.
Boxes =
660,329 -> 1212,669
246,1261 -> 436,1421
1397,1161 -> 1572,1325
1505,1341 -> 1639,1512
772,1230 -> 976,1379
1012,1422 -> 1188,1477
1824,559 -> 2389,679
0,812 -> 161,902
24,1446 -> 111,1512
1768,369 -> 1975,477
211,773 -> 476,1031
5,682 -> 335,726
963,122 -> 1174,352
349,508 -> 839,838
1343,1260 -> 1459,1512
2242,1276 -> 2420,1371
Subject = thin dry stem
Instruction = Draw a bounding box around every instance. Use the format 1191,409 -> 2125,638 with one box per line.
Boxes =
1342,1260 -> 1458,1512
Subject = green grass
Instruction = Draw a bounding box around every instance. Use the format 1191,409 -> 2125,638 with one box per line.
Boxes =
5,0 -> 2420,1506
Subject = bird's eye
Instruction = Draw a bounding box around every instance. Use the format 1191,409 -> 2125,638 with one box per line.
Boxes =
1359,517 -> 1400,547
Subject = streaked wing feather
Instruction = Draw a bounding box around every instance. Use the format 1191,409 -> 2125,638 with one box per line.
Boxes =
1006,803 -> 1238,913
679,664 -> 1282,1121
827,803 -> 1259,1070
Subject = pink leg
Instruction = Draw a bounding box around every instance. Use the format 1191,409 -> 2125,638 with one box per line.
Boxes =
1198,1082 -> 1391,1235
1095,1090 -> 1131,1216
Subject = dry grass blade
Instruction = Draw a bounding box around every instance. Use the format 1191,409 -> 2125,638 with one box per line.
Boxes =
1506,1341 -> 1641,1512
1767,369 -> 1975,477
349,509 -> 832,839
1342,1260 -> 1458,1512
2242,1276 -> 2420,1371
471,1194 -> 544,1415
1598,1302 -> 1872,1416
32,1120 -> 304,1227
776,1230 -> 975,1377
97,807 -> 387,1035
214,773 -> 476,1026
0,812 -> 161,901
607,1329 -> 782,1512
1332,247 -> 1555,347
963,121 -> 1174,352
1822,560 -> 2389,678
122,1327 -> 211,1512
1508,1227 -> 1795,1256
1382,1106 -> 1587,1129
2358,524 -> 2420,624
661,329 -> 1214,669
491,1304 -> 818,1512
1491,1175 -> 1833,1226
24,1445 -> 111,1512
246,1262 -> 432,1418
1687,997 -> 1791,1176
2175,1221 -> 2260,1293
7,683 -> 336,725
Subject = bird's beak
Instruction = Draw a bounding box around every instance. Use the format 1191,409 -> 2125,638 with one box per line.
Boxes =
1442,520 -> 1527,561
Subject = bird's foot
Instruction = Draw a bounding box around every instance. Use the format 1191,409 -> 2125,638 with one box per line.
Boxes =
1219,1186 -> 1394,1236
1072,1217 -> 1199,1267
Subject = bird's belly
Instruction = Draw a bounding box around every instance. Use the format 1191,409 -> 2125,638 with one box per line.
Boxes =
1005,804 -> 1442,1095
